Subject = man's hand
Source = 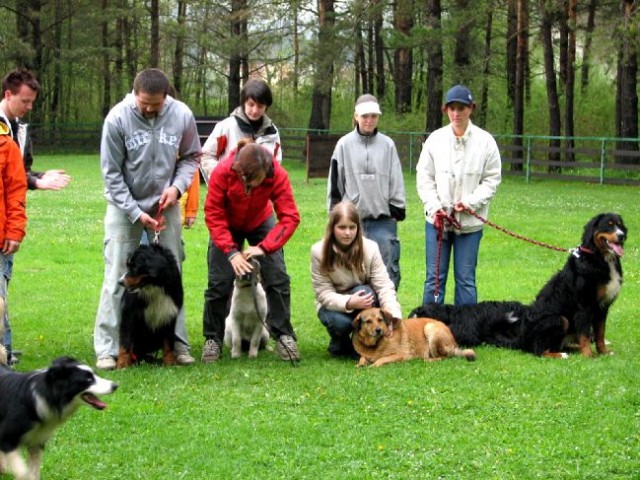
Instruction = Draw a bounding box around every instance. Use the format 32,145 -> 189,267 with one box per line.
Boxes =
183,216 -> 196,229
2,239 -> 21,255
36,170 -> 71,191
159,186 -> 180,209
139,212 -> 166,232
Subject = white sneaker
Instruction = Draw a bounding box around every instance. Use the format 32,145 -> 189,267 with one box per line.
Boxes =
96,356 -> 116,370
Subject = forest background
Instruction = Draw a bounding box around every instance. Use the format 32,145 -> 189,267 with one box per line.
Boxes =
0,0 -> 638,157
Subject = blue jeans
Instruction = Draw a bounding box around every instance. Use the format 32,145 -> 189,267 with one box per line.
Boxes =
422,222 -> 483,306
0,254 -> 13,354
362,217 -> 401,290
317,284 -> 378,356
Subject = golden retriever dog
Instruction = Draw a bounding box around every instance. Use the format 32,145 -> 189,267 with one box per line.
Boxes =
352,308 -> 476,367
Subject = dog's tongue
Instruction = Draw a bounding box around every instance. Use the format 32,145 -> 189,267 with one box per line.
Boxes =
82,393 -> 107,410
610,242 -> 624,257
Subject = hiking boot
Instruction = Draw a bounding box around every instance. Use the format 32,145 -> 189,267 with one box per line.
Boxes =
96,356 -> 116,371
201,339 -> 221,363
275,335 -> 300,361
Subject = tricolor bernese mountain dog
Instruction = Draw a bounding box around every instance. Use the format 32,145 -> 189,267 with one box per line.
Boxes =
0,356 -> 117,479
117,243 -> 183,368
521,212 -> 626,357
410,213 -> 627,358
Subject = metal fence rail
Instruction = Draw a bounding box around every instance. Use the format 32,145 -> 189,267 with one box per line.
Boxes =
29,122 -> 640,186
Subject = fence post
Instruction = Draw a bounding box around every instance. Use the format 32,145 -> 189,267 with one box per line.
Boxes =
525,136 -> 531,183
600,138 -> 606,185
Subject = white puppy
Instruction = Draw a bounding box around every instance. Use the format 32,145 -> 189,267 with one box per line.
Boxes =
224,263 -> 270,358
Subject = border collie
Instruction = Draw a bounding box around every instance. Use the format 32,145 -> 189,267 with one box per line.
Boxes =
0,356 -> 117,479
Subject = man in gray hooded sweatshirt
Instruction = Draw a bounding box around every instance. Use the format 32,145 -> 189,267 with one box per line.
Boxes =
94,68 -> 201,370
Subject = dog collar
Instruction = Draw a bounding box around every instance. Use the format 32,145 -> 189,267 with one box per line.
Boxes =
572,245 -> 594,258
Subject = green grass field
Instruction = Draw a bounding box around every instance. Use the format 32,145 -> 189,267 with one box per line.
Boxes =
7,155 -> 639,479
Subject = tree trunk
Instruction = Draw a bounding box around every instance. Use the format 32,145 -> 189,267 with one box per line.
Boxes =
580,0 -> 598,92
512,0 -> 529,172
173,1 -> 187,96
228,0 -> 249,113
564,0 -> 577,162
539,0 -> 562,172
353,1 -> 367,96
373,0 -> 385,99
367,23 -> 374,95
506,0 -> 517,105
114,0 -> 125,98
355,26 -> 364,96
425,0 -> 443,134
50,0 -> 64,124
101,0 -> 111,117
150,0 -> 159,67
292,1 -> 300,95
477,7 -> 493,128
308,0 -> 335,132
123,0 -> 136,88
393,0 -> 413,113
557,2 -> 568,89
452,0 -> 473,83
616,0 -> 639,164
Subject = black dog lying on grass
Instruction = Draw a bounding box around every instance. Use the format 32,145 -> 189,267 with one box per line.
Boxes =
410,213 -> 627,358
408,301 -> 529,349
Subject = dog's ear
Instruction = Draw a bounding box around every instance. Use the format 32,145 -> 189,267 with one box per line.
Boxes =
380,309 -> 400,327
352,312 -> 363,331
581,214 -> 605,248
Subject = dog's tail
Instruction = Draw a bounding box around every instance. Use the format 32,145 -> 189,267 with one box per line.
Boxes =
452,347 -> 476,362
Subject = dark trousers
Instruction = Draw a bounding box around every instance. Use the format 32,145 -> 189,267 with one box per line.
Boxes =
202,217 -> 295,343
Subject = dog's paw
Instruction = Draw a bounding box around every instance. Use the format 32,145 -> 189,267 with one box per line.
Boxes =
559,352 -> 569,359
116,353 -> 133,369
162,353 -> 178,366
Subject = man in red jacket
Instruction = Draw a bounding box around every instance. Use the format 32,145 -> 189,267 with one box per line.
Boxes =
202,140 -> 300,362
0,120 -> 27,364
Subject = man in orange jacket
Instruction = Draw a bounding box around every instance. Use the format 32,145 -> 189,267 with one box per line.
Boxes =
0,120 -> 27,364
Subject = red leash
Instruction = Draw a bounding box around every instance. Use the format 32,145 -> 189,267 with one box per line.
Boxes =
462,207 -> 569,253
431,208 -> 569,302
432,211 -> 460,302
152,204 -> 164,244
